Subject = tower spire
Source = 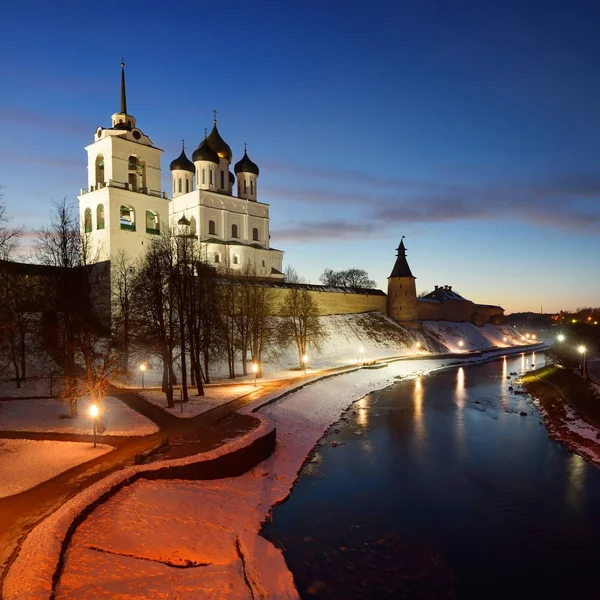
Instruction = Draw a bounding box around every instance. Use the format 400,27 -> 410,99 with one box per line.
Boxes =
120,59 -> 127,115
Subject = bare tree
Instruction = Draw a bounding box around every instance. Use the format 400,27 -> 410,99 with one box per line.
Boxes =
111,250 -> 134,373
35,198 -> 80,268
0,187 -> 23,260
284,265 -> 305,284
319,267 -> 376,289
280,287 -> 325,368
248,279 -> 277,377
219,268 -> 239,379
33,198 -> 81,414
131,233 -> 177,407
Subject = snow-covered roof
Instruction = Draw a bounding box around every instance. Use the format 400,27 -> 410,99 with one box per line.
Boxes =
421,286 -> 467,302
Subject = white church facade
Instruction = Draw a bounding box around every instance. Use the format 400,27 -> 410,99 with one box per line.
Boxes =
78,63 -> 284,278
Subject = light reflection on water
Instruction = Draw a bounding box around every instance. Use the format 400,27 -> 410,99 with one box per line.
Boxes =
264,352 -> 600,600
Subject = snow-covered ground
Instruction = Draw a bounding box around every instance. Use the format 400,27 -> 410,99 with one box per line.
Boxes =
0,439 -> 112,499
140,384 -> 259,418
118,313 -> 525,389
55,358 -> 457,599
0,376 -> 62,399
0,396 -> 158,436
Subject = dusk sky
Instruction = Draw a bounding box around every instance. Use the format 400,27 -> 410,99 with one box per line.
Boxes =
1,0 -> 599,313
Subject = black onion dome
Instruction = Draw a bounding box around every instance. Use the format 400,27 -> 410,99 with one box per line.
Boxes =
169,148 -> 195,173
192,138 -> 220,164
229,171 -> 235,184
234,150 -> 259,176
206,122 -> 232,162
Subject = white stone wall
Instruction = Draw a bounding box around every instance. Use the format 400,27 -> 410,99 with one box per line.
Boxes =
169,189 -> 283,276
171,169 -> 194,198
237,173 -> 257,202
85,135 -> 162,194
78,186 -> 170,263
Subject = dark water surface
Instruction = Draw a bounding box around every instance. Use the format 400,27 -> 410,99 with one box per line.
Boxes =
262,353 -> 600,600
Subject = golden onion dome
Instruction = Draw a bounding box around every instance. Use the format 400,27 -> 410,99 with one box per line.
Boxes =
206,121 -> 232,162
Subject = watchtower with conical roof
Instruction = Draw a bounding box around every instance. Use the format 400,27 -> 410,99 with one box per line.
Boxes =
387,238 -> 419,328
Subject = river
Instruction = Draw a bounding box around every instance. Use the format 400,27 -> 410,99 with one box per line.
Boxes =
262,352 -> 600,599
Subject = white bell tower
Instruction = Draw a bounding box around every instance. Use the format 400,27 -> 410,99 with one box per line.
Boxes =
78,62 -> 168,263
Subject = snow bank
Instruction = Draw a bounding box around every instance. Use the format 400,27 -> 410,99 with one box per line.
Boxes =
2,417 -> 274,600
140,384 -> 258,418
117,313 -> 521,387
0,439 -> 112,498
0,396 -> 158,436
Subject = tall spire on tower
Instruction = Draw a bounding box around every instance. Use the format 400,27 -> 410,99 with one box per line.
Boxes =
120,59 -> 127,115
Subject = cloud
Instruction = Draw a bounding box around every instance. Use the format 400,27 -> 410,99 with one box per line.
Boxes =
268,171 -> 600,241
275,220 -> 380,242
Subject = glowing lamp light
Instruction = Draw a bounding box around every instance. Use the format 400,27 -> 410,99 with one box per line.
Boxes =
252,362 -> 259,374
525,333 -> 531,339
90,404 -> 99,418
359,347 -> 365,354
415,341 -> 422,349
531,334 -> 537,340
139,364 -> 147,372
572,319 -> 577,324
557,334 -> 565,342
578,345 -> 586,354
458,340 -> 464,347
503,336 -> 507,342
302,354 -> 308,363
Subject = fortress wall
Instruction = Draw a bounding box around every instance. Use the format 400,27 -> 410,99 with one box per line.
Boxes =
270,287 -> 388,316
417,298 -> 503,324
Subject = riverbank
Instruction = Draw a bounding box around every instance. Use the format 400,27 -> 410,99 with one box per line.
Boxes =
522,364 -> 600,465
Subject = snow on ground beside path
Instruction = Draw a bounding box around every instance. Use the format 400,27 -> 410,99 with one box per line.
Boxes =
0,396 -> 158,436
423,321 -> 523,352
56,358 -> 451,600
116,313 -> 523,389
140,384 -> 258,418
0,439 -> 112,498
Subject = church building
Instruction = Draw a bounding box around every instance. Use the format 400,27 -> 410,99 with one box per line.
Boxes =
78,63 -> 284,278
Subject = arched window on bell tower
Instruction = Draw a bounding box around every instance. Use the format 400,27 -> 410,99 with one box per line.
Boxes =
95,154 -> 105,187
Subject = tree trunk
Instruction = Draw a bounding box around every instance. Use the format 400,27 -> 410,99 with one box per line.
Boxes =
203,352 -> 211,385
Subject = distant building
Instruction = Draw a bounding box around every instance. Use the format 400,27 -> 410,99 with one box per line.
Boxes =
387,239 -> 504,327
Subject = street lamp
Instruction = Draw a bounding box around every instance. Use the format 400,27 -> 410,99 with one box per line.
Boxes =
302,354 -> 308,375
139,363 -> 147,389
458,340 -> 464,349
358,346 -> 365,364
90,404 -> 99,448
578,345 -> 587,378
557,334 -> 565,342
252,362 -> 259,387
